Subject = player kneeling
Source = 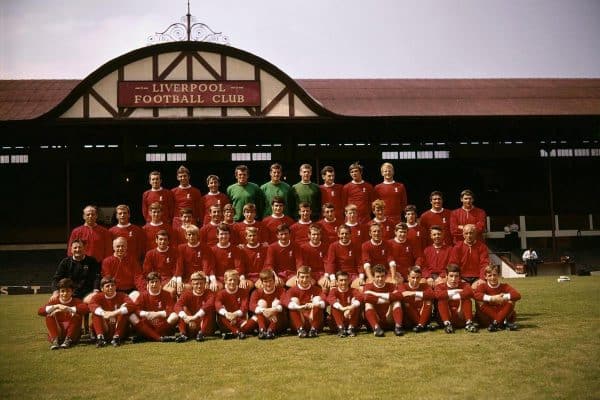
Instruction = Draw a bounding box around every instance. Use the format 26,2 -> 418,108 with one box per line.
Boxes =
129,272 -> 179,342
434,264 -> 478,334
215,269 -> 257,340
38,278 -> 88,350
475,265 -> 522,332
326,270 -> 362,337
250,269 -> 287,339
284,266 -> 325,338
174,271 -> 216,342
89,276 -> 135,347
398,266 -> 434,333
362,264 -> 404,337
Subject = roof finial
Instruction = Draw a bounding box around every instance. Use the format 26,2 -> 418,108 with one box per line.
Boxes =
147,1 -> 230,45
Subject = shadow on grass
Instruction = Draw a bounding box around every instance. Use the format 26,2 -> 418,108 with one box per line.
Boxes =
516,323 -> 540,329
518,313 -> 543,318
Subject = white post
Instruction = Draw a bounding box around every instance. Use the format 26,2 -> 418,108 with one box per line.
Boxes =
519,215 -> 527,250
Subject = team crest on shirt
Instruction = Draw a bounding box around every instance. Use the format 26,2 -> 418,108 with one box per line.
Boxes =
331,191 -> 335,196
362,188 -> 366,193
197,251 -> 201,258
394,187 -> 398,192
166,257 -> 171,263
83,265 -> 89,271
319,251 -> 323,258
348,250 -> 352,256
159,196 -> 163,201
129,231 -> 133,237
187,193 -> 191,199
227,252 -> 232,258
256,253 -> 261,259
158,301 -> 163,309
405,246 -> 410,252
289,251 -> 293,257
442,218 -> 447,223
217,200 -> 221,205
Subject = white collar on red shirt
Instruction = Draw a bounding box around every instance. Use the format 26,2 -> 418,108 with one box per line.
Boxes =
217,243 -> 231,249
351,180 -> 364,185
429,208 -> 445,213
178,184 -> 191,189
151,187 -> 163,191
207,191 -> 221,196
116,223 -> 132,228
263,286 -> 276,295
382,180 -> 395,184
150,221 -> 164,227
246,243 -> 260,249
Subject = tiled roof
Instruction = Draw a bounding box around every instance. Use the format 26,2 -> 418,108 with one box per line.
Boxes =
296,78 -> 600,116
1,78 -> 599,121
0,80 -> 79,121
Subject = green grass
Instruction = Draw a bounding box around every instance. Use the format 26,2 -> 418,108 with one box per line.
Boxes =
1,276 -> 599,400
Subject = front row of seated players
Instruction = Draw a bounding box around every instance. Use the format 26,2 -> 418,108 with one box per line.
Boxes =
362,264 -> 437,336
39,264 -> 521,348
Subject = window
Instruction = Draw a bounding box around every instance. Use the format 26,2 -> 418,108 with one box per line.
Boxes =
416,151 -> 434,159
166,153 -> 186,162
146,153 -> 166,162
10,154 -> 28,164
557,149 -> 573,157
231,153 -> 251,161
574,148 -> 590,157
398,151 -> 416,160
381,151 -> 398,160
252,152 -> 271,161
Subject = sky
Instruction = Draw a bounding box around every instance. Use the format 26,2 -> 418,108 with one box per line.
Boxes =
1,0 -> 600,79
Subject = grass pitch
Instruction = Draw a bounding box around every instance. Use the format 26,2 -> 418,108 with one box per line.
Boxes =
0,276 -> 598,400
